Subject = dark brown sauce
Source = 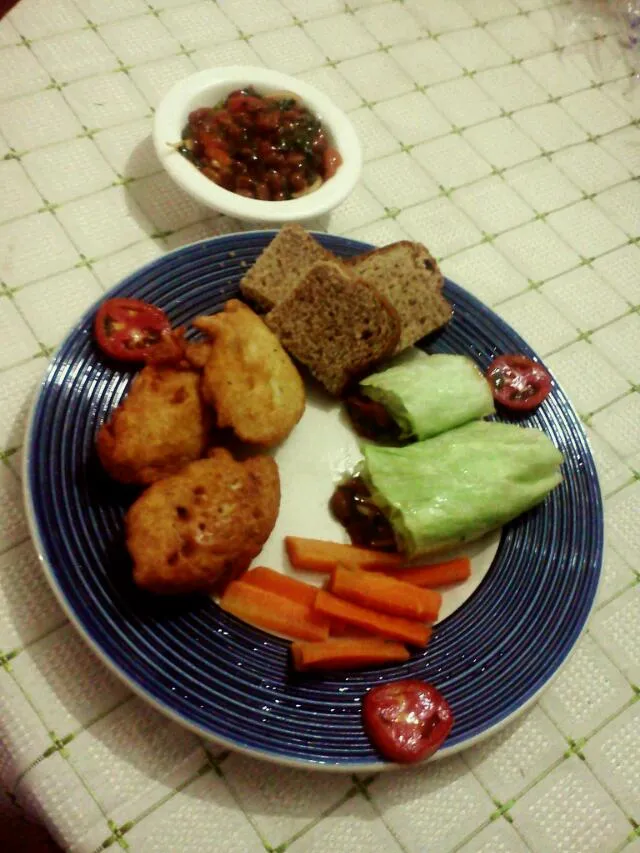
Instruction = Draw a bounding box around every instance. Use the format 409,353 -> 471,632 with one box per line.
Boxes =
344,392 -> 402,442
329,476 -> 396,551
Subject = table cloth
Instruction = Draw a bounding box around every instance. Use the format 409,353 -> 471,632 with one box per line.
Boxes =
0,1 -> 639,851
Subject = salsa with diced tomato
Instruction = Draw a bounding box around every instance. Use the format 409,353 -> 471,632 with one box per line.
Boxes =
178,87 -> 342,201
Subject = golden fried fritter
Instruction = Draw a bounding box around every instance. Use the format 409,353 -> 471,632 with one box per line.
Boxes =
183,340 -> 212,370
126,448 -> 280,594
193,300 -> 305,448
97,365 -> 210,485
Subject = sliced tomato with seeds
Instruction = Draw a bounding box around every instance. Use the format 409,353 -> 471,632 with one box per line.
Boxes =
486,354 -> 552,413
362,679 -> 453,763
94,298 -> 182,364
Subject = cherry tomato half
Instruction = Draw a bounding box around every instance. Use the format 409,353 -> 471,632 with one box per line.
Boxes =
94,298 -> 182,364
362,679 -> 453,763
486,354 -> 552,413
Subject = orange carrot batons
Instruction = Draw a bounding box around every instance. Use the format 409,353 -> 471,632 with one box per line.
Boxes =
220,581 -> 329,642
285,536 -> 403,572
330,565 -> 441,622
291,638 -> 410,671
314,590 -> 432,647
241,566 -> 318,607
388,557 -> 471,587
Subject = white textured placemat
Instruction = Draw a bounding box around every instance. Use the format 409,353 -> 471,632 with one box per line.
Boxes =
0,1 -> 639,851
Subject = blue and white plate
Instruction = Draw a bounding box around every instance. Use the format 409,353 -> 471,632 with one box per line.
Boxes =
24,231 -> 603,770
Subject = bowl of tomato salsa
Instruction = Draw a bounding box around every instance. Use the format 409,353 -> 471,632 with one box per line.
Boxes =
153,66 -> 362,224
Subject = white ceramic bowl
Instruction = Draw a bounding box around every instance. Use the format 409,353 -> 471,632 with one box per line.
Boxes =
153,66 -> 362,224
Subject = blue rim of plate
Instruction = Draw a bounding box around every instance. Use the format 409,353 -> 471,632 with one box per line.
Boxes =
24,230 -> 603,770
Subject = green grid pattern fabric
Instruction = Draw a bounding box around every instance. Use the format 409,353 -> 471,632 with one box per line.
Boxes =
0,0 -> 639,850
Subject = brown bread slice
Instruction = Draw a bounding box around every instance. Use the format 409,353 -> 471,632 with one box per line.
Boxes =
266,261 -> 401,396
344,241 -> 452,353
240,223 -> 334,312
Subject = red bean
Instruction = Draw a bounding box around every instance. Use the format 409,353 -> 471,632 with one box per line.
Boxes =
289,171 -> 307,192
255,182 -> 270,200
265,170 -> 283,191
286,152 -> 305,168
311,130 -> 327,154
236,175 -> 255,191
217,170 -> 235,190
189,108 -> 211,124
225,123 -> 244,142
266,150 -> 285,168
257,139 -> 273,159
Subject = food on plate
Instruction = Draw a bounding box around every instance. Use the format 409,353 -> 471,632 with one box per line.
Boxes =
242,229 -> 452,361
383,557 -> 471,588
266,261 -> 401,396
287,537 -> 471,586
486,354 -> 552,413
350,354 -> 495,442
126,448 -> 280,594
91,225 -> 560,716
329,476 -> 397,550
178,88 -> 342,201
225,544 -> 458,660
285,536 -> 404,572
240,223 -> 334,312
329,565 -> 441,622
220,579 -> 329,642
344,241 -> 452,354
348,420 -> 563,557
97,365 -> 210,485
182,339 -> 212,370
242,566 -> 318,607
193,299 -> 305,447
314,590 -> 432,647
94,298 -> 184,364
291,638 -> 410,672
362,679 -> 453,763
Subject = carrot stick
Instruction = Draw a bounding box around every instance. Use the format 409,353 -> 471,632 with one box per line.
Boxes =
285,536 -> 403,572
291,638 -> 410,671
330,565 -> 441,622
220,581 -> 329,642
329,619 -> 375,639
241,566 -> 318,608
314,590 -> 432,647
388,557 -> 471,588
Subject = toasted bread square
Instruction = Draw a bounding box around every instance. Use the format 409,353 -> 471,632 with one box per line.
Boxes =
345,241 -> 452,352
239,223 -> 334,312
266,261 -> 401,396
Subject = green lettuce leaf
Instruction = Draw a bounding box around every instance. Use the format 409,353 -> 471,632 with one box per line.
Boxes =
360,354 -> 495,440
361,420 -> 564,557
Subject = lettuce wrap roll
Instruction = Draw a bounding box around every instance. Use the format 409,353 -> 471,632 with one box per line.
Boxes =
359,355 -> 495,441
360,420 -> 563,557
